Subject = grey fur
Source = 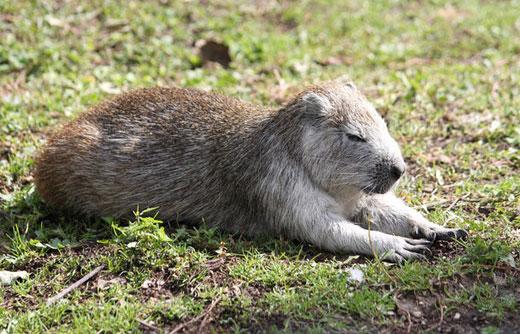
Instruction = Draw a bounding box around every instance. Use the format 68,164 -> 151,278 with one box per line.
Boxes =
34,82 -> 468,262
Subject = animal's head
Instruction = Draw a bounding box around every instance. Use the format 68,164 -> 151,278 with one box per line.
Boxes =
297,82 -> 406,196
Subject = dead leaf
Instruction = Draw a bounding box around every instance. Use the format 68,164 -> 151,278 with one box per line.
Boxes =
204,258 -> 225,270
196,40 -> 232,68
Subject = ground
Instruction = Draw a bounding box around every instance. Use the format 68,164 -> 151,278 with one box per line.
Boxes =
1,0 -> 519,333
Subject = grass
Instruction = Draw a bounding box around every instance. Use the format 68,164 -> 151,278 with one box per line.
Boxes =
1,0 -> 519,332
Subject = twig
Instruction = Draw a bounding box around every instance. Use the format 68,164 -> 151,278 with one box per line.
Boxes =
394,296 -> 413,333
445,193 -> 471,211
198,295 -> 223,332
418,195 -> 480,210
417,199 -> 451,209
136,319 -> 160,332
169,296 -> 222,334
446,197 -> 461,211
467,203 -> 487,220
406,310 -> 412,333
273,68 -> 283,86
46,265 -> 105,305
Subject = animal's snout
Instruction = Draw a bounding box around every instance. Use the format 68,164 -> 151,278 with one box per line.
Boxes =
390,162 -> 406,180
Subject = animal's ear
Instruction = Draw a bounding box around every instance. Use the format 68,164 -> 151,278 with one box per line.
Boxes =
344,81 -> 357,89
302,93 -> 332,116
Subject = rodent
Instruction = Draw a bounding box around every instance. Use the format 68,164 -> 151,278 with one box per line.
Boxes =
34,81 -> 468,262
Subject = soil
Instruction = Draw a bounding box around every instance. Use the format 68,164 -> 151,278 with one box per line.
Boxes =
2,237 -> 519,333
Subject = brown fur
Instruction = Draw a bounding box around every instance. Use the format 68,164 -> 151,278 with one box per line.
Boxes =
34,82 -> 467,261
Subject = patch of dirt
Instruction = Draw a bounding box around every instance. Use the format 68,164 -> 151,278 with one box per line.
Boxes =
0,242 -> 111,311
2,228 -> 518,334
430,239 -> 467,264
133,271 -> 174,304
386,281 -> 520,334
382,239 -> 520,334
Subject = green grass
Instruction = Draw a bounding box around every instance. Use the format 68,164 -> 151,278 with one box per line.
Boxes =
1,0 -> 519,333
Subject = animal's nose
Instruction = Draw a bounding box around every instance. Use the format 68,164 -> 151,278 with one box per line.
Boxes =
390,163 -> 406,180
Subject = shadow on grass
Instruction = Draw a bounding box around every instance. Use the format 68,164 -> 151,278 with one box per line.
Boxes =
0,183 -> 368,266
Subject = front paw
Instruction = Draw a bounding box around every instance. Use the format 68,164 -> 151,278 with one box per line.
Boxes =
410,225 -> 469,242
377,237 -> 432,263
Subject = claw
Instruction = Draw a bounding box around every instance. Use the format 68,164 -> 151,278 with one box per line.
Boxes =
416,245 -> 432,256
436,228 -> 469,241
415,253 -> 427,261
401,251 -> 427,262
405,244 -> 430,253
456,228 -> 469,240
406,238 -> 431,246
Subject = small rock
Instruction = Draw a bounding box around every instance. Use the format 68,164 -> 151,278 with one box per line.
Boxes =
141,279 -> 153,289
347,268 -> 364,283
454,312 -> 461,320
412,311 -> 423,318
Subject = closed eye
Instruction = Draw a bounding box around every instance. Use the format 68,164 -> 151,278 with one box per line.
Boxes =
346,134 -> 366,143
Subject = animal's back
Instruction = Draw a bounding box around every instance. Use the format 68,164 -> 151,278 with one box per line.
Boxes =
35,87 -> 271,222
35,82 -> 469,262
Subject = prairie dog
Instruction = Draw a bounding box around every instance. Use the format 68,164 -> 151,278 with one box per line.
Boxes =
34,82 -> 468,262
